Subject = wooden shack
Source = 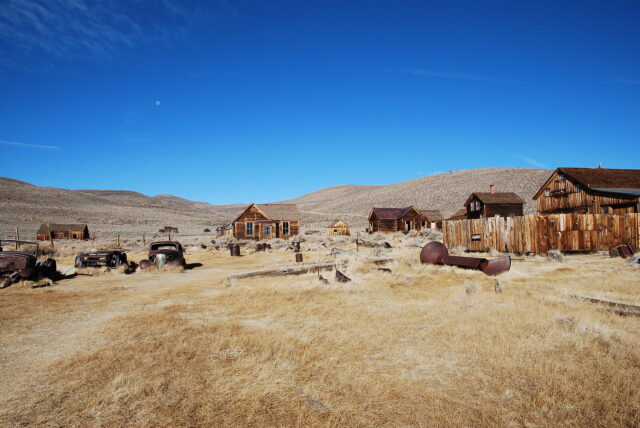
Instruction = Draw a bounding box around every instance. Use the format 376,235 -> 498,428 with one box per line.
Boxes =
216,224 -> 233,238
232,203 -> 301,241
447,209 -> 468,221
159,226 -> 179,233
327,220 -> 351,236
368,206 -> 425,233
464,185 -> 524,219
420,210 -> 444,230
534,167 -> 640,215
36,223 -> 89,241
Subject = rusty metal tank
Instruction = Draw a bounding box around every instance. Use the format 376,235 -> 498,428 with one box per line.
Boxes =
420,241 -> 510,276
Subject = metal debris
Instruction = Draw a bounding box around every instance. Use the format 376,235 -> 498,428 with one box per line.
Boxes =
335,269 -> 351,282
420,241 -> 511,276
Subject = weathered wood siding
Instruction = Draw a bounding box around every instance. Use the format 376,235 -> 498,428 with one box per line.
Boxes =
370,211 -> 425,233
443,213 -> 639,255
467,196 -> 523,219
536,171 -> 639,214
233,205 -> 299,240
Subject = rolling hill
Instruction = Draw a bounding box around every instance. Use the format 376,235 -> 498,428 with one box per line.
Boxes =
0,167 -> 552,238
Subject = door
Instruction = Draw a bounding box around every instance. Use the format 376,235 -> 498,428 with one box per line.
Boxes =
405,220 -> 412,231
255,224 -> 260,240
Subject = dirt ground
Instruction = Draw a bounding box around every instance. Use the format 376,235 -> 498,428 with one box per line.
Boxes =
1,235 -> 639,427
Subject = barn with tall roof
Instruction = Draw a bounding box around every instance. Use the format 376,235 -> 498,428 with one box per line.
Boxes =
534,167 -> 640,215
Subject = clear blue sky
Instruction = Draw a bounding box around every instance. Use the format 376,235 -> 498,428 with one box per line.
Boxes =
1,1 -> 638,204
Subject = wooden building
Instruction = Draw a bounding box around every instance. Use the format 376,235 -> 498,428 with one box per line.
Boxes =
534,167 -> 640,215
36,223 -> 89,241
420,210 -> 444,230
327,220 -> 351,236
216,224 -> 233,238
368,206 -> 425,233
232,203 -> 301,241
447,209 -> 468,221
464,185 -> 524,219
159,226 -> 179,233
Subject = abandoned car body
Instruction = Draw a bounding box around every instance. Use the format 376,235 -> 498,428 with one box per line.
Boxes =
75,250 -> 128,269
139,241 -> 186,270
0,248 -> 57,288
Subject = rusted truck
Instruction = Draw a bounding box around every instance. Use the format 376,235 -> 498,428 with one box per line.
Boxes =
0,240 -> 58,288
139,241 -> 186,270
75,250 -> 128,269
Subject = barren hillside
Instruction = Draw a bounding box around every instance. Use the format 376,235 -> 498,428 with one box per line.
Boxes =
0,178 -> 239,239
0,168 -> 551,239
283,168 -> 552,227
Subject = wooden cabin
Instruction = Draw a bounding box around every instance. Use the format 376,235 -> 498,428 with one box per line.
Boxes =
368,206 -> 425,233
420,210 -> 444,230
464,185 -> 524,219
216,224 -> 233,238
232,203 -> 301,241
447,209 -> 468,221
159,226 -> 179,233
327,220 -> 351,236
36,223 -> 89,241
534,167 -> 640,215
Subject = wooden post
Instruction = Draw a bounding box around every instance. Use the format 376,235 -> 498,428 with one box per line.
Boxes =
15,226 -> 19,250
117,234 -> 120,247
143,233 -> 146,246
356,232 -> 359,252
168,233 -> 171,241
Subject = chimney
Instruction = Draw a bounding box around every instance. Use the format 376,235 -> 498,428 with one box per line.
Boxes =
598,162 -> 603,169
489,184 -> 495,194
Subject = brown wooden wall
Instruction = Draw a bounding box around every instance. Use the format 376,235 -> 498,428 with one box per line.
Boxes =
536,171 -> 639,214
328,226 -> 351,236
36,230 -> 88,241
233,206 -> 299,240
443,213 -> 639,255
370,211 -> 425,233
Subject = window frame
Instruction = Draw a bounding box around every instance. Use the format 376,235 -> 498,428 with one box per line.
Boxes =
246,222 -> 254,236
545,188 -> 551,197
282,221 -> 290,235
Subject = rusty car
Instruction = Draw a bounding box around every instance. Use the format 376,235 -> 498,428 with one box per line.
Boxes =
0,240 -> 58,288
139,241 -> 186,270
75,249 -> 128,269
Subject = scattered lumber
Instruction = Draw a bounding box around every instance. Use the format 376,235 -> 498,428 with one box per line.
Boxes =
356,238 -> 391,249
572,295 -> 640,312
31,282 -> 53,289
225,261 -> 340,287
367,258 -> 393,265
335,269 -> 351,282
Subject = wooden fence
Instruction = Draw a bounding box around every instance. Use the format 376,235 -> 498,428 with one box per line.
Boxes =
443,213 -> 639,255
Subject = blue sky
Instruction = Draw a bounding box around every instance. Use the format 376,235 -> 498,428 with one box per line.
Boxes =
1,0 -> 639,204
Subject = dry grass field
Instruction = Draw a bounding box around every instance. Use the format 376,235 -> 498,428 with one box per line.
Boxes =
1,236 -> 639,427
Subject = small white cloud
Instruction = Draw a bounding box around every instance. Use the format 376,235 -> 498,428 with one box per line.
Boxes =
155,100 -> 161,106
0,139 -> 61,151
515,155 -> 546,168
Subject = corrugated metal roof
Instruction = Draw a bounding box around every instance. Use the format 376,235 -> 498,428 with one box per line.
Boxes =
590,188 -> 640,196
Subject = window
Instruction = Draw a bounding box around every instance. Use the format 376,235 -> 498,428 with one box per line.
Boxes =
545,188 -> 551,197
575,185 -> 580,193
265,225 -> 271,235
246,222 -> 253,236
282,221 -> 289,235
601,206 -> 610,214
558,175 -> 565,183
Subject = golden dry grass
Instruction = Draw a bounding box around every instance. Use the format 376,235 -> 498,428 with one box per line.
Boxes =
1,243 -> 639,427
